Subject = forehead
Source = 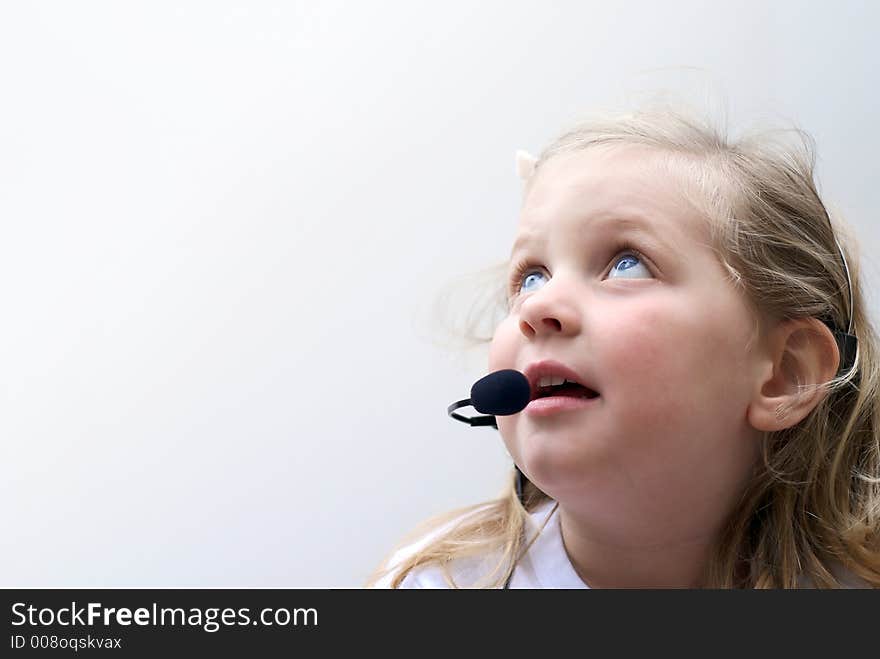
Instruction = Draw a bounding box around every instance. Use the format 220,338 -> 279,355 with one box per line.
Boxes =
516,145 -> 710,246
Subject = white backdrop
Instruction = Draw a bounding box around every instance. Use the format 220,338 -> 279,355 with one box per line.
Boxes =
1,1 -> 878,587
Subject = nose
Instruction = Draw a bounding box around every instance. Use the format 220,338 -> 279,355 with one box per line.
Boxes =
517,278 -> 581,339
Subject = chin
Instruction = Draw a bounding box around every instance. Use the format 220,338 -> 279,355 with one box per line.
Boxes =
523,454 -> 590,491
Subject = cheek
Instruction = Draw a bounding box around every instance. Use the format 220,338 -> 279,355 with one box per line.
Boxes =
488,316 -> 519,371
602,305 -> 678,378
601,300 -> 752,422
488,318 -> 527,462
601,323 -> 687,429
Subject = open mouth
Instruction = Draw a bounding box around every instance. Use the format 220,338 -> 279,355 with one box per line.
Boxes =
533,381 -> 600,400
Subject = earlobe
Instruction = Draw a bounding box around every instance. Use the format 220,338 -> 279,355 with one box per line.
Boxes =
747,318 -> 840,432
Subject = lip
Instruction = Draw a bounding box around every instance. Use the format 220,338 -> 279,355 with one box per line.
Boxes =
522,359 -> 599,401
525,393 -> 601,417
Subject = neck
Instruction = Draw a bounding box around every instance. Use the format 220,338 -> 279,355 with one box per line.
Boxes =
558,505 -> 720,589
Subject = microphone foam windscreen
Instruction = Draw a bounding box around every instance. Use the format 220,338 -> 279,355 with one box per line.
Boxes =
470,369 -> 531,416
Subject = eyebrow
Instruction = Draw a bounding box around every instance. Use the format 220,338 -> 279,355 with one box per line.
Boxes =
510,214 -> 675,257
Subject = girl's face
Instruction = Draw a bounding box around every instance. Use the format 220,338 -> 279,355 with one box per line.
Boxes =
489,145 -> 764,536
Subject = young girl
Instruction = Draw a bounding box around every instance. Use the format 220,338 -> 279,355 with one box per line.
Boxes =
368,102 -> 880,588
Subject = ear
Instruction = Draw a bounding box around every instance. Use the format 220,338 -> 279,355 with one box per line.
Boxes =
748,318 -> 841,432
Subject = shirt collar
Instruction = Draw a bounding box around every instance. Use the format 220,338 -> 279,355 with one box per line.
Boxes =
514,499 -> 590,588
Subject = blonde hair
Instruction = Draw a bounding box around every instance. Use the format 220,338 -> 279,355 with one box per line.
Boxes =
368,101 -> 880,588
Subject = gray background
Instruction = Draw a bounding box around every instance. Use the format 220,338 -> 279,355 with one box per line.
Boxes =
1,1 -> 877,586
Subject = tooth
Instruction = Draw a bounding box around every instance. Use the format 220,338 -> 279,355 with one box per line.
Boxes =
538,375 -> 566,387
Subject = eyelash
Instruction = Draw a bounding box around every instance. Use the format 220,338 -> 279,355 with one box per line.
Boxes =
507,243 -> 651,299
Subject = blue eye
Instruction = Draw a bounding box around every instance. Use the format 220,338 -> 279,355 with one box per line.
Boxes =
508,248 -> 652,300
607,252 -> 651,279
521,270 -> 547,293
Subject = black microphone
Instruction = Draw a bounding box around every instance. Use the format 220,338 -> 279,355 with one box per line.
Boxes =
447,369 -> 531,429
447,369 -> 533,508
